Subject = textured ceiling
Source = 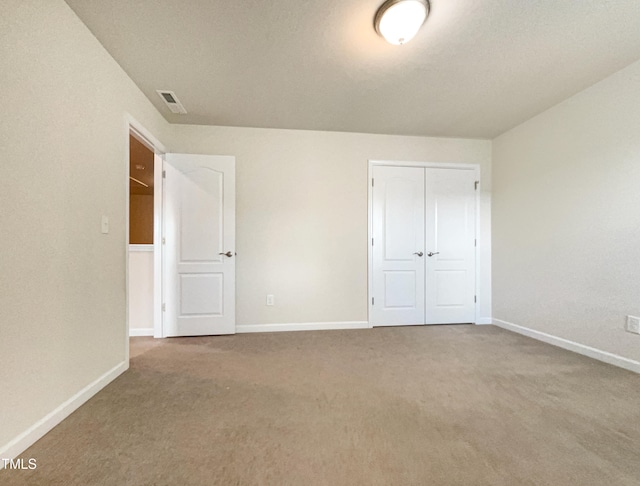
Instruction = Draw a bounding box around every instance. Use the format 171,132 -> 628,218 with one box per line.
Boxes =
65,0 -> 640,138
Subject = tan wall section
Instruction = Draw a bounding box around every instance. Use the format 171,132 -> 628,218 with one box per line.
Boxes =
493,59 -> 640,361
129,195 -> 154,244
0,1 -> 169,451
168,126 -> 492,326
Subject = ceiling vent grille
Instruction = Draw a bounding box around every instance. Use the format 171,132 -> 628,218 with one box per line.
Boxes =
156,90 -> 187,114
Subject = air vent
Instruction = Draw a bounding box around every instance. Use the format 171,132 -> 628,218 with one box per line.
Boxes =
156,90 -> 187,114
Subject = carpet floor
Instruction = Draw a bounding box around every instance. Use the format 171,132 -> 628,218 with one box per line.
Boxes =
3,325 -> 640,485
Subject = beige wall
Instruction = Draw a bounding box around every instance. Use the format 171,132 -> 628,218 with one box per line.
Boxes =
168,126 -> 492,326
493,60 -> 640,361
0,0 -> 169,452
1,0 -> 491,459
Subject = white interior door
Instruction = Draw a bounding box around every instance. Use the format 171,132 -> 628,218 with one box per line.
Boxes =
163,153 -> 235,336
370,164 -> 477,327
425,168 -> 476,324
371,166 -> 426,326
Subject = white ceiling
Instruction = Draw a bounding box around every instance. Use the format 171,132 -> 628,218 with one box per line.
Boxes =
65,0 -> 640,138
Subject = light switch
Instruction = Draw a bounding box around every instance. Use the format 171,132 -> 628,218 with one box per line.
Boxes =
101,215 -> 109,234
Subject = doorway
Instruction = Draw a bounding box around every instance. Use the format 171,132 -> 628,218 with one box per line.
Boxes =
125,123 -> 237,341
126,121 -> 165,344
128,133 -> 156,336
368,161 -> 479,327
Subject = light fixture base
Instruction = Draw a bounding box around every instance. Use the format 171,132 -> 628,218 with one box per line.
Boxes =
374,0 -> 430,45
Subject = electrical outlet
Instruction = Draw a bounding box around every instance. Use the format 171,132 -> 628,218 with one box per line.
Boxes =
625,315 -> 640,335
101,215 -> 109,234
266,294 -> 275,306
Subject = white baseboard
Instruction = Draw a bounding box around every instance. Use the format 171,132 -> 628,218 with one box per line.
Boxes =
475,317 -> 493,325
129,327 -> 154,337
236,321 -> 371,333
492,318 -> 640,374
0,361 -> 128,466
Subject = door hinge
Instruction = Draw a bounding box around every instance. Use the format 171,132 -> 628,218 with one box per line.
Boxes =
474,180 -> 479,190
372,297 -> 375,305
372,178 -> 374,187
162,303 -> 166,312
161,237 -> 166,244
372,238 -> 374,246
474,296 -> 477,303
474,239 -> 477,247
162,170 -> 166,178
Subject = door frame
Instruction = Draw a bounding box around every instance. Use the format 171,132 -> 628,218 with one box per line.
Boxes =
125,115 -> 167,356
367,160 -> 482,327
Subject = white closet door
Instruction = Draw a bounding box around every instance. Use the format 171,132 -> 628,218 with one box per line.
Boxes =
425,168 -> 476,324
163,153 -> 236,336
371,166 -> 426,326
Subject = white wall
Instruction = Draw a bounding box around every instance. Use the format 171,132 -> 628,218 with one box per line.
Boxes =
0,0 -> 169,456
493,60 -> 640,361
168,126 -> 492,327
128,248 -> 154,333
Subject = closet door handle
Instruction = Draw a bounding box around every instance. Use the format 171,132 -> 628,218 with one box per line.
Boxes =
219,251 -> 233,258
413,252 -> 424,257
427,251 -> 440,257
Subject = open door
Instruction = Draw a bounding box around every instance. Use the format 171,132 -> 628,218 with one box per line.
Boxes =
163,153 -> 236,336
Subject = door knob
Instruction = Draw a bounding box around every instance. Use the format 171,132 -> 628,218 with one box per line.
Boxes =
413,252 -> 424,257
219,251 -> 233,258
427,251 -> 440,257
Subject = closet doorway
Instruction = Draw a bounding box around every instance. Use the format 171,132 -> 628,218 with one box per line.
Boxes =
368,162 -> 479,327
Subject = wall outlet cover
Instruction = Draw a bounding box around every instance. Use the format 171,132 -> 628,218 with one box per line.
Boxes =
101,215 -> 109,234
625,315 -> 640,334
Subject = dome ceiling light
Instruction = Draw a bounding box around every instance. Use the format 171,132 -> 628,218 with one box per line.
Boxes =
374,0 -> 430,45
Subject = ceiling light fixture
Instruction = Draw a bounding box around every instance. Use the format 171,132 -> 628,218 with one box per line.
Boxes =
374,0 -> 430,45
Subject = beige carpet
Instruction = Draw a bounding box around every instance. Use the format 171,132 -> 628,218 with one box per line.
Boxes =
3,325 -> 640,485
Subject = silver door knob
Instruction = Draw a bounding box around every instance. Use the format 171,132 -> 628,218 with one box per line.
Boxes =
219,251 -> 233,258
413,252 -> 424,257
427,251 -> 440,257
